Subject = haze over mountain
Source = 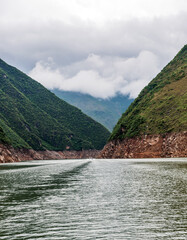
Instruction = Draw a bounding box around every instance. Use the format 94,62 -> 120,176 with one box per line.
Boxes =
101,44 -> 187,158
0,58 -> 110,151
1,1 -> 186,104
52,90 -> 133,131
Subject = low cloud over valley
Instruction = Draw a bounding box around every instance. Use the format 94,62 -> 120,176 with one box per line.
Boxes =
1,0 -> 186,98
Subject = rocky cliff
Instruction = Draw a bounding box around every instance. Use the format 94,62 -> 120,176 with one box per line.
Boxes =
100,132 -> 187,158
0,144 -> 100,163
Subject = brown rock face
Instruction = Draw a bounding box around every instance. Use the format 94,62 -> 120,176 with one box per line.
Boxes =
1,131 -> 186,163
99,131 -> 187,159
0,144 -> 20,163
0,145 -> 100,163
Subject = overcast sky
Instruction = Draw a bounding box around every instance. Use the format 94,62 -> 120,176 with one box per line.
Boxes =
1,0 -> 186,99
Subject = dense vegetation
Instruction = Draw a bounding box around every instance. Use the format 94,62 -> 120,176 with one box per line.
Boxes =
110,45 -> 187,140
0,126 -> 10,144
52,90 -> 133,131
0,59 -> 110,150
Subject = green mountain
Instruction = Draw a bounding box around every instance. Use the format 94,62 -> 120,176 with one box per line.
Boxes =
110,45 -> 187,140
0,58 -> 110,150
0,126 -> 10,144
51,90 -> 133,131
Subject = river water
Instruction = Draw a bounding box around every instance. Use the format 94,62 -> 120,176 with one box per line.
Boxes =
0,159 -> 186,239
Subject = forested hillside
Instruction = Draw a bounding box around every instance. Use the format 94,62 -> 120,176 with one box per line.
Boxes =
0,59 -> 110,151
110,45 -> 187,140
52,90 -> 133,131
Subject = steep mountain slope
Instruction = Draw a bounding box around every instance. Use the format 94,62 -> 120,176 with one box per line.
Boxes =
0,127 -> 10,144
52,90 -> 133,131
0,59 -> 110,151
100,45 -> 187,158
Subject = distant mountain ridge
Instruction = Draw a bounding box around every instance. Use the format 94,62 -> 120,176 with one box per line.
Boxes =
0,58 -> 110,151
52,90 -> 133,131
100,45 -> 187,158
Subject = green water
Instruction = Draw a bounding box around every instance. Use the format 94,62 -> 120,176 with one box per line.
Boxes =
0,159 -> 187,239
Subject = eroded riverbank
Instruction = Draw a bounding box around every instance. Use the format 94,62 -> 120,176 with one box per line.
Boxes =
0,144 -> 100,163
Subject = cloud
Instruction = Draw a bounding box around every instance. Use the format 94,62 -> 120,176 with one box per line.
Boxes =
29,51 -> 160,99
1,0 -> 186,24
0,12 -> 186,72
0,1 -> 186,98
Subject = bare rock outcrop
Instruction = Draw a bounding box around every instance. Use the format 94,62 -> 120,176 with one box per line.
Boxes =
99,131 -> 187,159
1,131 -> 186,163
0,144 -> 20,163
0,144 -> 100,163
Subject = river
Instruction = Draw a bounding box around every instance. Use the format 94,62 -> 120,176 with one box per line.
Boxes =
0,159 -> 186,239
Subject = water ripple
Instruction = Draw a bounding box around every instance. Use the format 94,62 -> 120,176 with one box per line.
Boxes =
0,158 -> 186,239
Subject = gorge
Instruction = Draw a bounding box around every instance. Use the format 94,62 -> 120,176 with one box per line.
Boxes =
0,45 -> 187,162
